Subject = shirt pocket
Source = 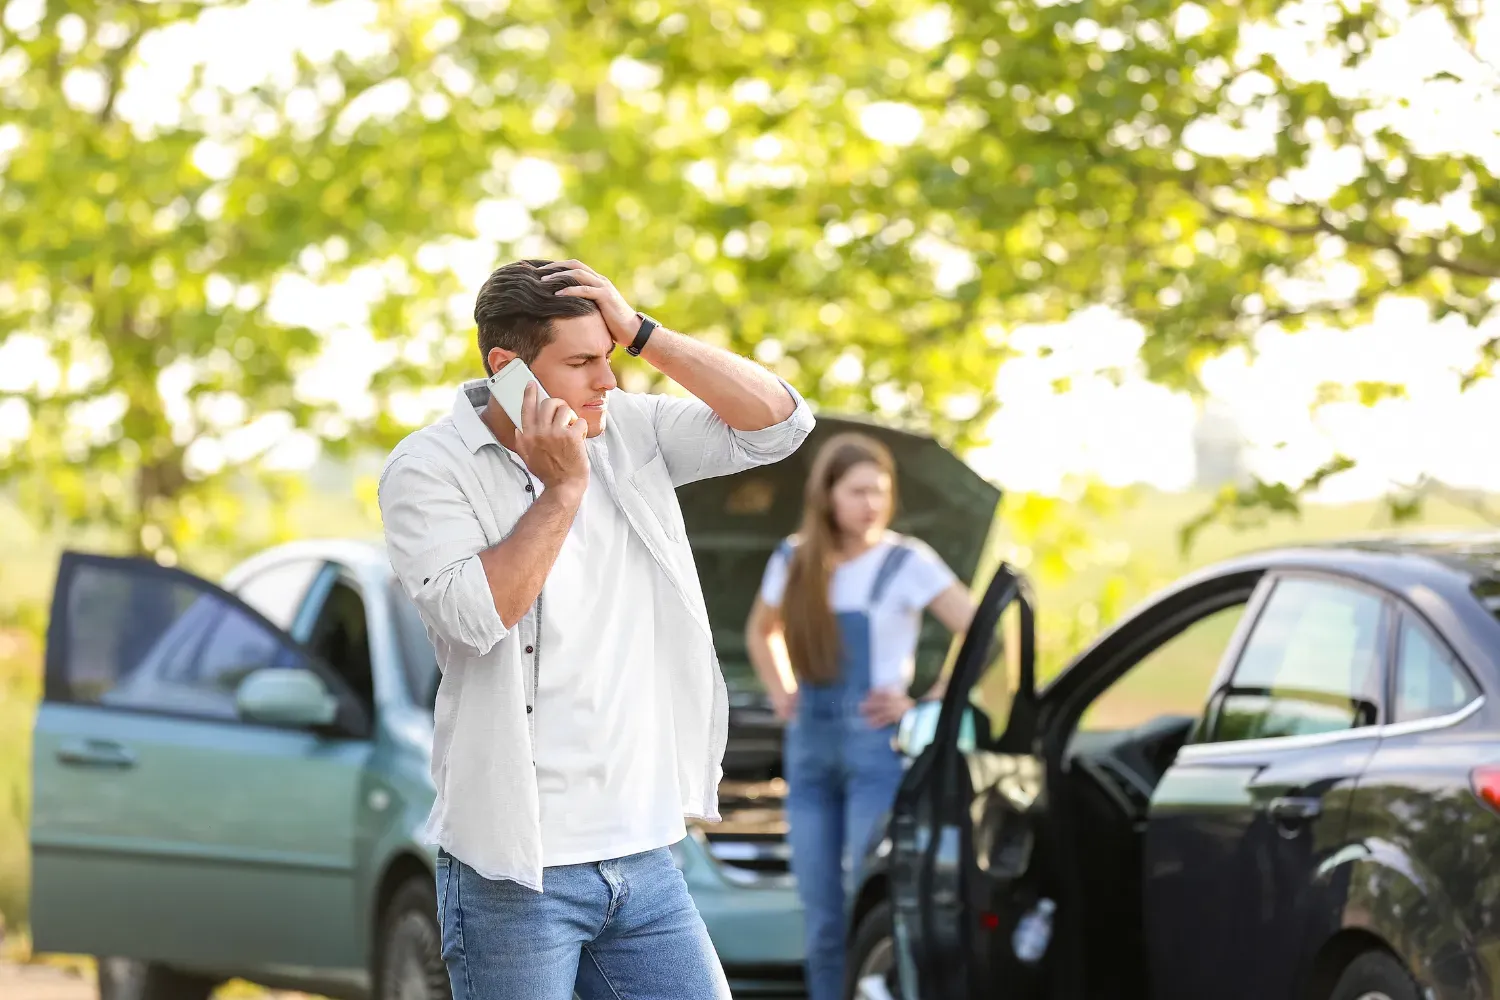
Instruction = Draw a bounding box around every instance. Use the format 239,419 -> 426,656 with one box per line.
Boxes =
629,451 -> 686,543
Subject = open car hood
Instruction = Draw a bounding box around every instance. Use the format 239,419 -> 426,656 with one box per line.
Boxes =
679,414 -> 1002,697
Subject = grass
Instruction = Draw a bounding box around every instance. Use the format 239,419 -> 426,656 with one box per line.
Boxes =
0,482 -> 1495,945
0,628 -> 39,942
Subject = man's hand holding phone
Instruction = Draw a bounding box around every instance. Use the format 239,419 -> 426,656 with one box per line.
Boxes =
514,381 -> 588,500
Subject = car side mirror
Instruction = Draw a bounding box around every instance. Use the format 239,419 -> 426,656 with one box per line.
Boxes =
236,668 -> 338,727
896,700 -> 979,757
896,700 -> 943,757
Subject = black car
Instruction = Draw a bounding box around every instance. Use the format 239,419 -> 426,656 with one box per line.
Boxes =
850,534 -> 1500,1000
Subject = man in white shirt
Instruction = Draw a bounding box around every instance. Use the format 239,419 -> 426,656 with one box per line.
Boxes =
378,259 -> 814,1000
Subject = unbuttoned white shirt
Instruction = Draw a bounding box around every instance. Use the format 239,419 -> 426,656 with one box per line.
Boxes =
378,378 -> 814,889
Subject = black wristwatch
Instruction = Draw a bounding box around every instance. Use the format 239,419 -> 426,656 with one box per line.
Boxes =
627,313 -> 659,357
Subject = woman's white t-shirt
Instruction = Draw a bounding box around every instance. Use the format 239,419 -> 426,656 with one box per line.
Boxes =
758,532 -> 958,691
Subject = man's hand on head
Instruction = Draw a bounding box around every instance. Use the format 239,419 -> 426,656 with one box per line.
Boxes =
540,260 -> 640,348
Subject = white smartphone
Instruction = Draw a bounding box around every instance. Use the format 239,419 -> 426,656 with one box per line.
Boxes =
487,358 -> 549,430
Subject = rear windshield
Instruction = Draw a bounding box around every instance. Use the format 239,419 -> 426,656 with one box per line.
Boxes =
390,582 -> 439,711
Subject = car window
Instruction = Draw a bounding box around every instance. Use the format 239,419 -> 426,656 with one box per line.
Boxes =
233,558 -> 323,631
1081,603 -> 1247,733
1394,615 -> 1478,722
965,595 -> 1026,746
304,576 -> 375,713
57,561 -> 303,720
391,583 -> 439,710
1209,577 -> 1386,743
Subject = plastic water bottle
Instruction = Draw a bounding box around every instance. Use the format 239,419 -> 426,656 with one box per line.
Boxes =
1011,897 -> 1056,965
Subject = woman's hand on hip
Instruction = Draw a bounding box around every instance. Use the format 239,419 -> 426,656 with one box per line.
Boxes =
860,687 -> 914,729
770,687 -> 799,722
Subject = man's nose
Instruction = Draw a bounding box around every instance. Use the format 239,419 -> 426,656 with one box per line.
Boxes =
596,363 -> 618,393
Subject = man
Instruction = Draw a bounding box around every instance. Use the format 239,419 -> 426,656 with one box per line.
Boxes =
378,258 -> 814,1000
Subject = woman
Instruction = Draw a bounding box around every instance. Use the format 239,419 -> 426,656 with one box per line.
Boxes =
745,432 -> 976,1000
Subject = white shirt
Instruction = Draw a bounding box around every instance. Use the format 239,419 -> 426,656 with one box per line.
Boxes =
528,455 -> 686,866
759,533 -> 957,690
378,379 -> 814,889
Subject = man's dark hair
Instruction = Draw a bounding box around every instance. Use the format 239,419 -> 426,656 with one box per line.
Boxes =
474,259 -> 598,373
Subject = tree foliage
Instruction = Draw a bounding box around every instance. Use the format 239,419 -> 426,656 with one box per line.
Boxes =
2,0 -> 1495,559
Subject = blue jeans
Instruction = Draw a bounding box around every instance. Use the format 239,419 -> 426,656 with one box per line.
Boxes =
435,847 -> 731,1000
786,716 -> 905,1000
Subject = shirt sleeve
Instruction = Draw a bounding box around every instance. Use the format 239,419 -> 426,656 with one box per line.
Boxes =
378,454 -> 510,658
758,542 -> 794,608
897,538 -> 960,611
642,379 -> 815,488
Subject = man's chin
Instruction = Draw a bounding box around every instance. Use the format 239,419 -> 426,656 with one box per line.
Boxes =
584,412 -> 608,438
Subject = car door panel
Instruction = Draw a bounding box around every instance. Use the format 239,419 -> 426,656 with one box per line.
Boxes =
1150,733 -> 1378,999
30,552 -> 370,973
890,565 -> 1052,1000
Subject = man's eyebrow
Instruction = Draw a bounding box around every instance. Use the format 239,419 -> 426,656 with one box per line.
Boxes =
566,348 -> 611,361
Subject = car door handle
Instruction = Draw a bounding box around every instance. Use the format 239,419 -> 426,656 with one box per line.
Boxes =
56,739 -> 137,769
1267,796 -> 1322,823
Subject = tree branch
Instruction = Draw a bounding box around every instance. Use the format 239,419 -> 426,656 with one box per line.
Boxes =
1196,188 -> 1500,281
1392,475 -> 1500,526
97,27 -> 147,126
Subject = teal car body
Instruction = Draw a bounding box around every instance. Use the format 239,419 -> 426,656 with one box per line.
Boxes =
30,540 -> 804,999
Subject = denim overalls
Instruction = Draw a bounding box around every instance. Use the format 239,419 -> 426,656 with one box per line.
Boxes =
782,540 -> 915,1000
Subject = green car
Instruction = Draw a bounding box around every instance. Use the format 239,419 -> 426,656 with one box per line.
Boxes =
29,416 -> 997,1000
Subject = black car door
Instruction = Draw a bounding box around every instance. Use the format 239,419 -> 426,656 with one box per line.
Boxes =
888,565 -> 1053,1000
1144,572 -> 1391,1000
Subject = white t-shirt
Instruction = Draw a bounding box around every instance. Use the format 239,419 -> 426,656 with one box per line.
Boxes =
759,532 -> 958,691
522,444 -> 686,868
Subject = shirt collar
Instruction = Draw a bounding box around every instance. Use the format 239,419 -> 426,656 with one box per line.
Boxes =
452,378 -> 497,454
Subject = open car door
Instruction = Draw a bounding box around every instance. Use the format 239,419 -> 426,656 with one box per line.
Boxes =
887,564 -> 1057,1000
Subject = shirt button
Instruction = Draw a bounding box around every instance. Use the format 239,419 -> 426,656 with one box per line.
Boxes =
526,705 -> 533,713
524,484 -> 534,493
525,645 -> 534,654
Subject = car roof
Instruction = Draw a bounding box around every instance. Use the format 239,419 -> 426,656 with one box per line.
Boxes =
1318,531 -> 1500,581
222,538 -> 390,591
1207,530 -> 1500,594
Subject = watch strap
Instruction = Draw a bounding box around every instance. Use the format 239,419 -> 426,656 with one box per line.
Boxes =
627,313 -> 658,357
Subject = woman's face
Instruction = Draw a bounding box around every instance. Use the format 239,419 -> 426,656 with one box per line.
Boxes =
829,461 -> 893,541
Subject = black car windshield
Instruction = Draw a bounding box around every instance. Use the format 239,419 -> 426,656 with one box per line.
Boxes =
390,581 -> 440,711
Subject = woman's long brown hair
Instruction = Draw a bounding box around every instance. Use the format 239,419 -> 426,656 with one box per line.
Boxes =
782,433 -> 898,685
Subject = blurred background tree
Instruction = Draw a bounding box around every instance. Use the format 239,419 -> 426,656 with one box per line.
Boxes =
3,0 -> 1496,564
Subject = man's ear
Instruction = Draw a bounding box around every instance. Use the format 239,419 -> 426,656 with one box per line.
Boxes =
487,346 -> 516,375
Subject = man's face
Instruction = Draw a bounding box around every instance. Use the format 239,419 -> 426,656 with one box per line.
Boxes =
527,312 -> 618,438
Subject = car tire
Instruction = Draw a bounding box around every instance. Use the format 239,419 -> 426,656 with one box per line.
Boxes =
95,958 -> 215,1000
1328,950 -> 1421,1000
845,900 -> 896,1000
375,876 -> 451,1000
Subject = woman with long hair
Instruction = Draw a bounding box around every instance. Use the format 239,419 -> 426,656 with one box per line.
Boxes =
745,432 -> 976,1000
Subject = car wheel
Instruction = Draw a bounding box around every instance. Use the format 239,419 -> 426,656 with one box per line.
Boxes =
376,876 -> 451,1000
95,958 -> 215,1000
845,900 -> 896,1000
1328,950 -> 1421,1000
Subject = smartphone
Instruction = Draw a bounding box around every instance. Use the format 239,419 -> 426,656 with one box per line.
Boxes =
487,358 -> 549,431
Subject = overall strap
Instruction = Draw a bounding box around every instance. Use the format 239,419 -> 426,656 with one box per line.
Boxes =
867,540 -> 915,607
